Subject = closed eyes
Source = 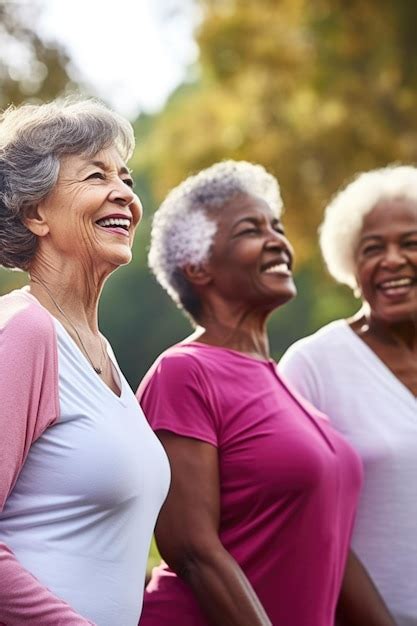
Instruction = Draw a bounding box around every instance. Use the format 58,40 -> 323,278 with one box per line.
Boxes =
235,222 -> 284,237
237,227 -> 259,236
361,244 -> 383,255
85,172 -> 134,187
360,240 -> 417,256
86,171 -> 105,180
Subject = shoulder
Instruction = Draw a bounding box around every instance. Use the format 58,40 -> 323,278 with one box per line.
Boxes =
140,343 -> 212,391
281,320 -> 349,362
0,290 -> 55,337
0,291 -> 59,446
279,320 -> 352,391
0,290 -> 57,365
137,343 -> 220,444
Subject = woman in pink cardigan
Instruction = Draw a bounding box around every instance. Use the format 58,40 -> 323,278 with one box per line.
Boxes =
0,98 -> 169,625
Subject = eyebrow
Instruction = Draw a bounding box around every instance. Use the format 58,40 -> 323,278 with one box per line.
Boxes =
80,160 -> 131,176
358,235 -> 383,243
234,216 -> 259,226
359,229 -> 417,243
233,215 -> 281,227
93,160 -> 131,176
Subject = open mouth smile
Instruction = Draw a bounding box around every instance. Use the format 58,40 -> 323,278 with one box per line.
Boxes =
261,259 -> 292,276
95,214 -> 132,237
377,276 -> 416,297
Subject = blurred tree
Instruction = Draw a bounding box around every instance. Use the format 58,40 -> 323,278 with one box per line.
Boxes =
0,1 -> 76,108
0,1 -> 81,302
4,0 -> 417,384
100,213 -> 190,388
136,0 -> 417,246
129,0 -> 417,367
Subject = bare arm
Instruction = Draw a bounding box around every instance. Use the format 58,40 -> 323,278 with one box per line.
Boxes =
154,431 -> 272,626
336,550 -> 396,626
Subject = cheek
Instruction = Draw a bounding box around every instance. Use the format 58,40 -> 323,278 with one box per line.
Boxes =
230,241 -> 262,263
355,265 -> 379,303
284,239 -> 294,260
131,195 -> 143,226
355,258 -> 373,285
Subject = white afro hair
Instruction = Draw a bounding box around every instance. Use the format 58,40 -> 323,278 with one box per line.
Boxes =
320,165 -> 417,289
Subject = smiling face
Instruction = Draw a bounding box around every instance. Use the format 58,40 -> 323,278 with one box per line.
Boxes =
30,145 -> 142,272
206,193 -> 296,312
355,197 -> 417,323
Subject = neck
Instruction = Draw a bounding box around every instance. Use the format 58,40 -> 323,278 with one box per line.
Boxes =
28,260 -> 105,332
192,302 -> 271,360
351,305 -> 417,351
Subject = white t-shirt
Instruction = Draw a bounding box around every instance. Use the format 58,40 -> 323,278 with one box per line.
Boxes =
279,319 -> 417,626
0,291 -> 170,626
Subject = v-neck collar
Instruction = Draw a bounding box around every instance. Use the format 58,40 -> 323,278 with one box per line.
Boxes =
54,317 -> 125,401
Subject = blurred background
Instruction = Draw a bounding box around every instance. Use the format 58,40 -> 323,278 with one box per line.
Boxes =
2,0 -> 417,393
3,0 -> 417,576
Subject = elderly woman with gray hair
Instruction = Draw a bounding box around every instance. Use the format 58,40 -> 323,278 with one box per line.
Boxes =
280,165 -> 417,625
134,160 -> 381,626
0,98 -> 169,625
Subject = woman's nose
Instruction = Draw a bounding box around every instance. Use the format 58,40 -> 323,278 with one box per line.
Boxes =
108,180 -> 136,207
381,244 -> 407,268
265,229 -> 286,249
264,230 -> 294,262
130,193 -> 143,226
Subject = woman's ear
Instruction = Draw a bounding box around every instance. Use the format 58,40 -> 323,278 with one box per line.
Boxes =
183,262 -> 212,287
23,203 -> 50,237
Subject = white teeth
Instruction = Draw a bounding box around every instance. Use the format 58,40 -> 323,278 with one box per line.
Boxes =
97,217 -> 130,229
380,278 -> 413,288
264,263 -> 288,274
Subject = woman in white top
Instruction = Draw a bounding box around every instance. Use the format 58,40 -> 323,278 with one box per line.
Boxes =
0,98 -> 170,625
280,165 -> 417,626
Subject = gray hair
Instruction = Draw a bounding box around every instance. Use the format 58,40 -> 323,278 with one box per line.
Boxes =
149,160 -> 283,320
0,96 -> 135,270
320,165 -> 417,289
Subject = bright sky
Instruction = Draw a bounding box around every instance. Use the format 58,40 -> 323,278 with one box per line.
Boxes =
36,0 -> 200,119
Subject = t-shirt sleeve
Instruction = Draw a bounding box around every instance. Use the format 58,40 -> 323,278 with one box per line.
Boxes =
137,352 -> 219,447
278,341 -> 323,410
0,298 -> 95,625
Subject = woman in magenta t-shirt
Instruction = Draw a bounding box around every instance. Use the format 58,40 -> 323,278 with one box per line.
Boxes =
137,161 -> 393,626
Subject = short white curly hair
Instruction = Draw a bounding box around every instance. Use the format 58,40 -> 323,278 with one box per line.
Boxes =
149,160 -> 283,318
320,165 -> 417,289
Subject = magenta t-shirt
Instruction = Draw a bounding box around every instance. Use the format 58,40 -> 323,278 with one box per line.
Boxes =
137,342 -> 362,626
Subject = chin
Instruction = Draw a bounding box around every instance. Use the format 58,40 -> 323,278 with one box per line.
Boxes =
118,251 -> 133,266
106,247 -> 133,267
378,310 -> 417,324
266,287 -> 297,312
374,303 -> 417,324
278,285 -> 297,304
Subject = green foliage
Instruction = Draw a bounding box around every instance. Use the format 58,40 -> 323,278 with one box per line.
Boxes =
0,2 -> 76,108
146,536 -> 161,579
3,0 -> 417,384
100,217 -> 189,388
135,0 -> 417,241
130,0 -> 417,363
0,1 -> 79,305
2,0 -> 408,580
